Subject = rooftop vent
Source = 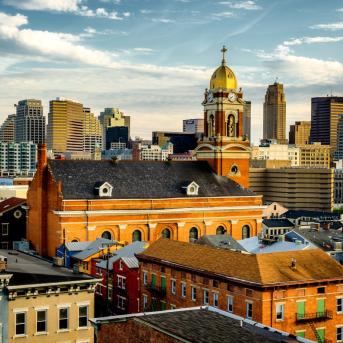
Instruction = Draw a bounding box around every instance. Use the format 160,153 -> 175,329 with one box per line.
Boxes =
94,181 -> 113,197
182,181 -> 199,196
290,258 -> 297,270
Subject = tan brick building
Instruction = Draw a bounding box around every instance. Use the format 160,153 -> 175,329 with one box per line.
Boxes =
289,121 -> 311,146
137,239 -> 343,343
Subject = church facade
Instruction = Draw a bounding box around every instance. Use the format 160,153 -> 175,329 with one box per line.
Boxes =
27,48 -> 264,257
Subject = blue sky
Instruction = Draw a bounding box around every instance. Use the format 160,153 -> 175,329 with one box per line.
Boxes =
0,0 -> 343,143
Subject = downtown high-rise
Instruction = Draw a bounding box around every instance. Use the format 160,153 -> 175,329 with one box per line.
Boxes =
263,83 -> 286,143
15,99 -> 45,144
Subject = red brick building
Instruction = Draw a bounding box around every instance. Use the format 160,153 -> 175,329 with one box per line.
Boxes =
137,239 -> 343,343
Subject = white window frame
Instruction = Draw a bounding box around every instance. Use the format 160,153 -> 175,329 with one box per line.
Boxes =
1,223 -> 9,236
15,311 -> 27,337
213,292 -> 219,307
143,271 -> 148,285
171,279 -> 176,295
337,297 -> 343,314
203,289 -> 209,305
117,275 -> 126,290
143,294 -> 148,310
191,286 -> 197,302
117,295 -> 126,310
119,259 -> 123,270
246,301 -> 253,319
337,326 -> 343,343
78,305 -> 89,329
181,282 -> 186,298
276,303 -> 284,321
227,295 -> 233,313
108,286 -> 113,300
36,309 -> 47,334
58,307 -> 69,331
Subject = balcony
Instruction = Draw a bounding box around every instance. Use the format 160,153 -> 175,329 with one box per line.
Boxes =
147,283 -> 166,297
295,310 -> 333,323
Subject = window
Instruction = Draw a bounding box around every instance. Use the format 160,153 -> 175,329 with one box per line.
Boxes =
161,228 -> 171,239
246,289 -> 253,297
15,312 -> 26,336
203,290 -> 209,305
119,260 -> 123,270
242,225 -> 250,239
101,231 -> 112,240
171,279 -> 176,295
337,298 -> 343,313
246,302 -> 253,319
213,293 -> 219,307
227,296 -> 233,313
216,226 -> 225,235
337,327 -> 343,342
212,280 -> 219,288
276,304 -> 284,321
117,295 -> 126,310
181,282 -> 186,298
191,286 -> 197,301
78,306 -> 88,328
143,271 -> 148,285
317,287 -> 325,294
108,286 -> 113,300
36,310 -> 47,333
143,294 -> 148,310
117,275 -> 126,289
132,230 -> 142,242
1,223 -> 9,236
59,308 -> 69,330
189,227 -> 199,242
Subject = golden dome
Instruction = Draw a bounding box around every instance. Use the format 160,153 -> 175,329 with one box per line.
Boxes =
210,46 -> 237,90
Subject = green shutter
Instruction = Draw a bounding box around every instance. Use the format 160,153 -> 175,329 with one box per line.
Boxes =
161,301 -> 166,311
297,301 -> 305,319
161,277 -> 166,291
317,299 -> 325,314
151,274 -> 156,288
316,328 -> 325,342
296,331 -> 305,338
152,298 -> 157,311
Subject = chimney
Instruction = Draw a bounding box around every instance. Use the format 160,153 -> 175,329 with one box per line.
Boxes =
37,143 -> 47,171
290,258 -> 297,270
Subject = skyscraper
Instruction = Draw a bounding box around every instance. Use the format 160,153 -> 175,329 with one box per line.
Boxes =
243,101 -> 251,141
335,114 -> 343,160
310,96 -> 343,153
83,107 -> 102,153
15,99 -> 45,144
183,119 -> 204,134
47,98 -> 84,154
289,121 -> 311,145
263,83 -> 286,143
0,114 -> 15,142
99,108 -> 130,149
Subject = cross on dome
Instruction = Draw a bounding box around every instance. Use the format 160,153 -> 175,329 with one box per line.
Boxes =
221,45 -> 228,66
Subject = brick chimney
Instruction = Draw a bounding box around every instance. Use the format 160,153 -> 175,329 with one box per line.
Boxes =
37,143 -> 47,171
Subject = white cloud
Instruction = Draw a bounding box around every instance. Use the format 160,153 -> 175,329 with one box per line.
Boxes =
284,36 -> 343,45
219,1 -> 261,10
152,18 -> 175,23
310,22 -> 343,31
3,0 -> 125,20
80,27 -> 128,38
133,48 -> 155,53
212,12 -> 234,19
337,8 -> 343,12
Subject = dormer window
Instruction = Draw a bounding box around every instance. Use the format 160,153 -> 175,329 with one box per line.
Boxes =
94,182 -> 113,197
183,181 -> 199,196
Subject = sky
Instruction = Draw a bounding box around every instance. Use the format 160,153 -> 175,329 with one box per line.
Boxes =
0,0 -> 343,143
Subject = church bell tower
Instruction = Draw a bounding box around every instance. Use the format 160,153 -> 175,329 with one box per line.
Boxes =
196,46 -> 251,188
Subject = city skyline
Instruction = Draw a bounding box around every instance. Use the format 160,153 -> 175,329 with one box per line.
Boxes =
0,0 -> 343,143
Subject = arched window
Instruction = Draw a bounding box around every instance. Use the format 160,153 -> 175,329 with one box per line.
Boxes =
242,225 -> 250,239
71,239 -> 79,242
189,227 -> 199,242
216,226 -> 225,235
161,228 -> 171,239
101,231 -> 112,240
132,230 -> 142,242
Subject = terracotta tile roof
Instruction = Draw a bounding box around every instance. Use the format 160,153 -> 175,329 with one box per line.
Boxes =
0,197 -> 26,214
137,239 -> 343,286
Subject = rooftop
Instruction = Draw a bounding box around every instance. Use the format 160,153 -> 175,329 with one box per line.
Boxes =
196,234 -> 246,251
137,239 -> 343,286
0,197 -> 25,214
91,306 -> 309,343
0,249 -> 97,287
262,219 -> 294,228
48,160 -> 255,200
282,210 -> 340,220
72,238 -> 118,260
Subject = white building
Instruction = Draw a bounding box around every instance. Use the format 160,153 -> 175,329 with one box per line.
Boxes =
139,142 -> 173,161
251,144 -> 300,166
0,142 -> 37,177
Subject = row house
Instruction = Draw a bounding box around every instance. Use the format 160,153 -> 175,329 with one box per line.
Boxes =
92,241 -> 147,316
137,239 -> 343,343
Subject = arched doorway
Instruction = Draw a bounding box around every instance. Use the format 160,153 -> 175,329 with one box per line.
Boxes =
101,231 -> 112,240
161,228 -> 171,239
189,227 -> 199,242
132,230 -> 142,242
216,226 -> 225,235
242,225 -> 250,239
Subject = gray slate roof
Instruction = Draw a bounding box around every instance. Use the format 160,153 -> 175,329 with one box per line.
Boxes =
72,238 -> 117,260
196,235 -> 246,251
121,256 -> 139,269
96,241 -> 147,270
48,160 -> 255,200
262,219 -> 294,228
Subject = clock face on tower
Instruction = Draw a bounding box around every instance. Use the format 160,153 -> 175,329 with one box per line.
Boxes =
228,92 -> 237,102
